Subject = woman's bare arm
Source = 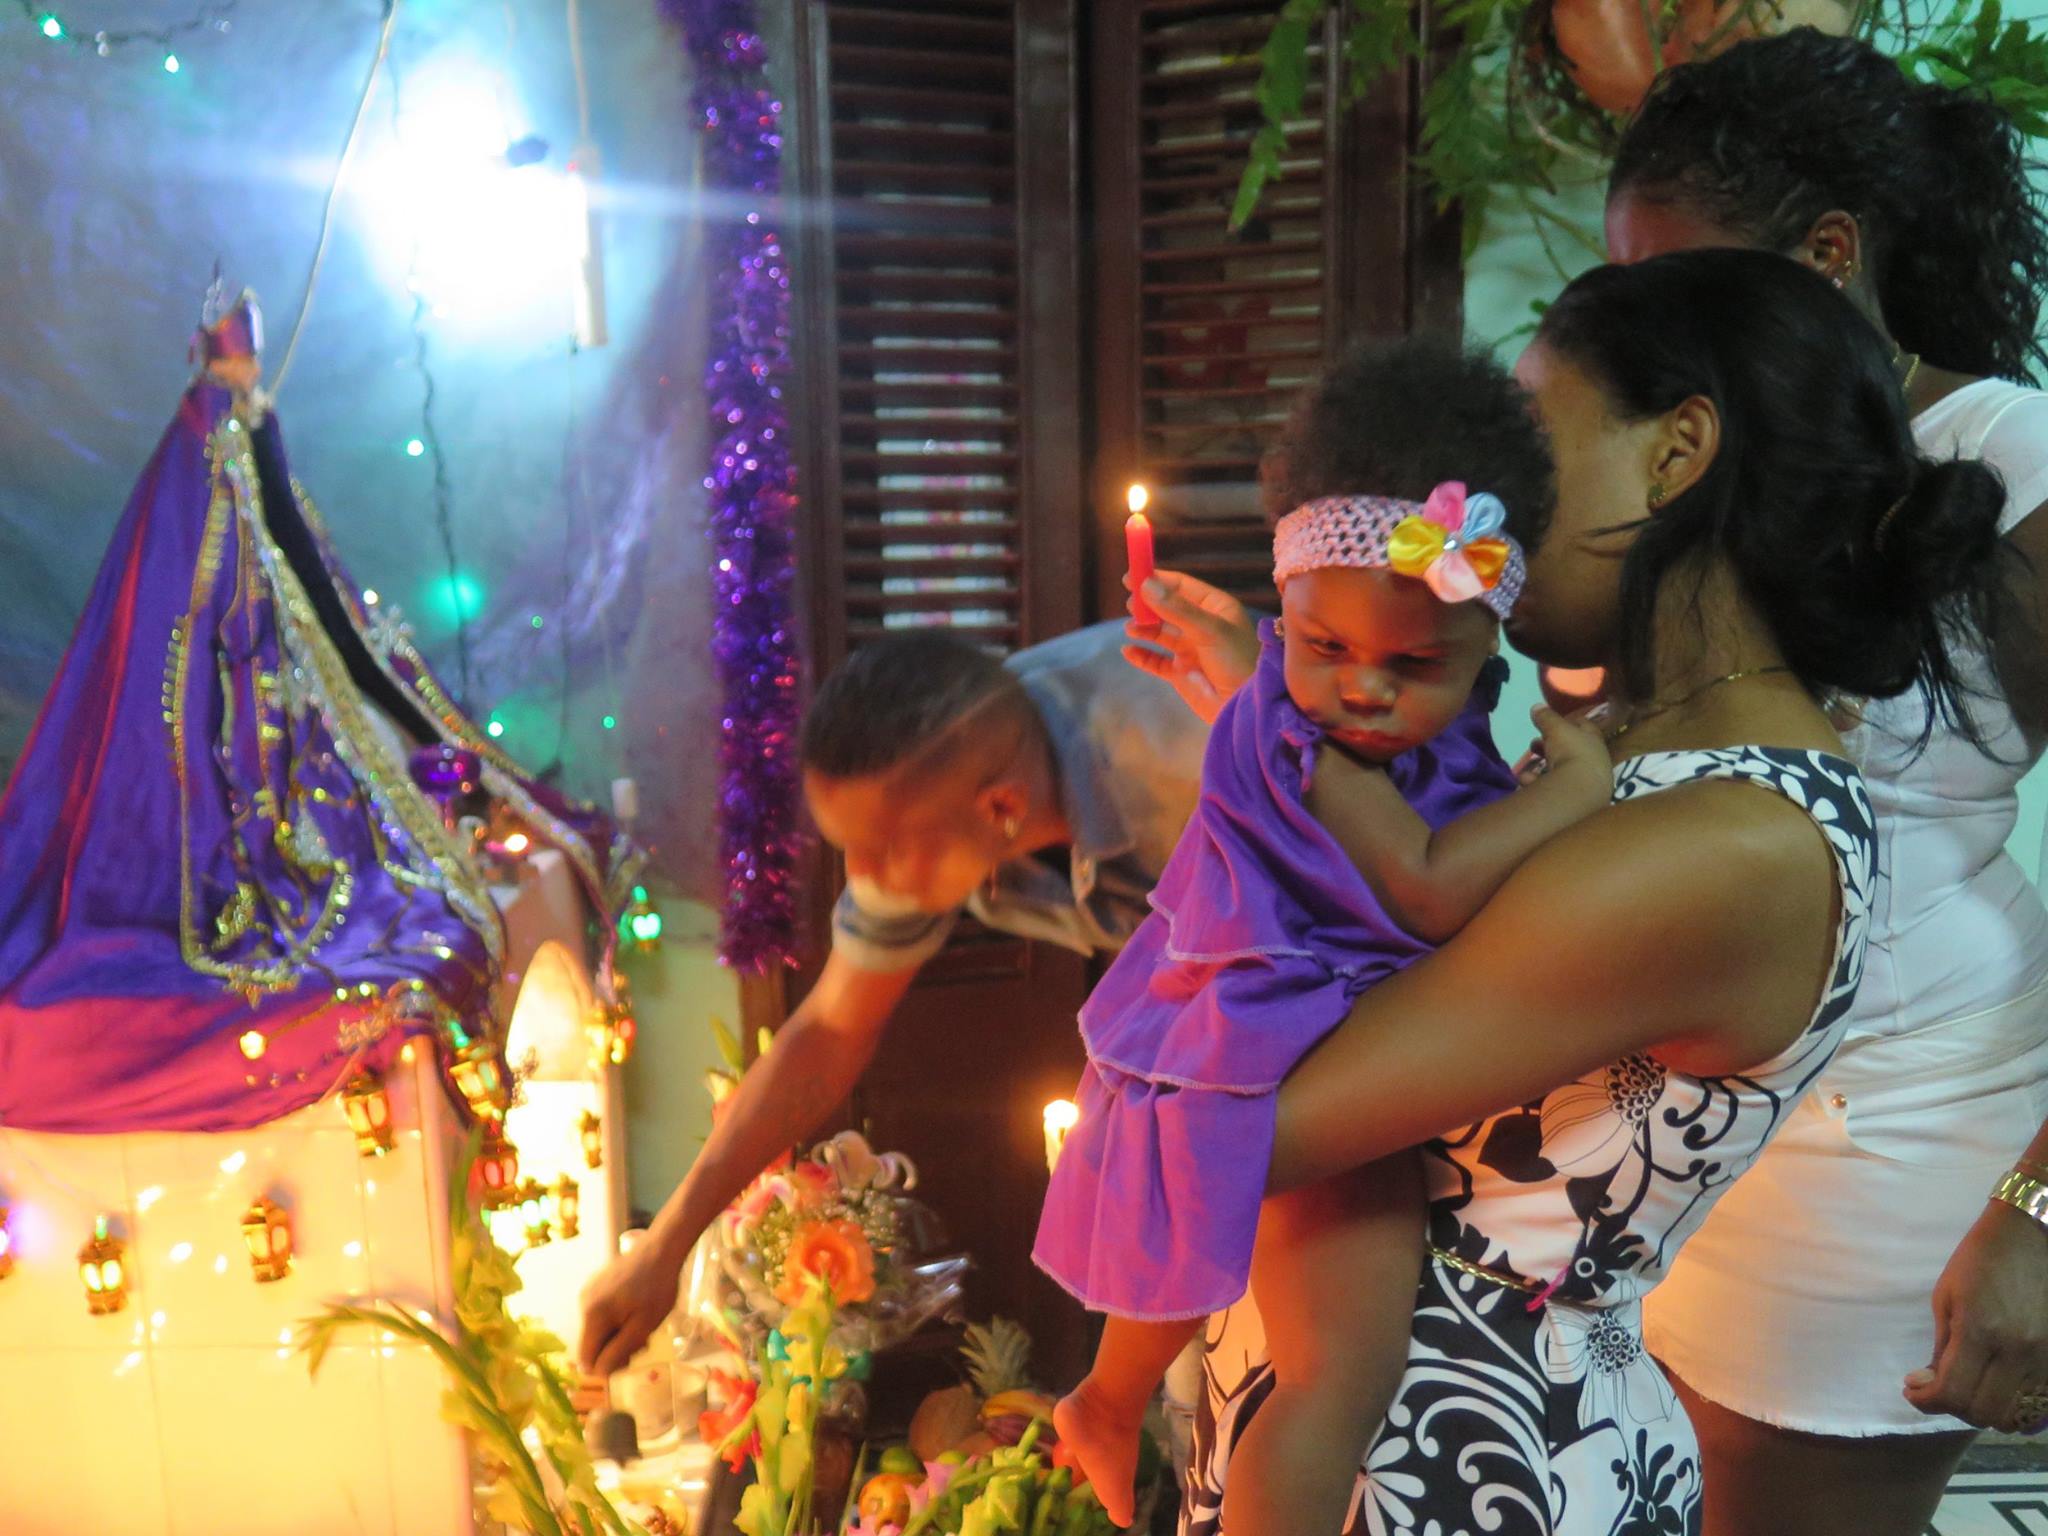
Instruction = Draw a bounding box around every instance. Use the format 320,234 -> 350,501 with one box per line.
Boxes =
1269,778 -> 1844,1192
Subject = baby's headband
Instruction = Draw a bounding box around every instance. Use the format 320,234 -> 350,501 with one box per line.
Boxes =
1271,481 -> 1526,621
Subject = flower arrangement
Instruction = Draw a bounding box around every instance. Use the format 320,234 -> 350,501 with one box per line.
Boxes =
716,1119 -> 967,1355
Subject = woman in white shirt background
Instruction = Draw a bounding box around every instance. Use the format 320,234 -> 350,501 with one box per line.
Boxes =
1130,29 -> 2048,1535
1597,31 -> 2048,1536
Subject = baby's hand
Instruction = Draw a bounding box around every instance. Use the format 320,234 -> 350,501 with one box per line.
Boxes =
1528,704 -> 1612,812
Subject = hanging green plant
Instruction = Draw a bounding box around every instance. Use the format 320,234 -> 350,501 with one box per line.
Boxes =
1236,0 -> 2048,273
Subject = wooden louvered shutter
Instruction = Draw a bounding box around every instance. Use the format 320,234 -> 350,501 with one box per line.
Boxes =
1087,0 -> 1462,621
788,0 -> 1095,1383
794,0 -> 1085,665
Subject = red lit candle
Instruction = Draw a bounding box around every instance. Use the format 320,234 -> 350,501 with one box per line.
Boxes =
1125,483 -> 1157,625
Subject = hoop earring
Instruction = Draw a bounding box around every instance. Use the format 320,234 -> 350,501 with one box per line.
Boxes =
1001,815 -> 1020,843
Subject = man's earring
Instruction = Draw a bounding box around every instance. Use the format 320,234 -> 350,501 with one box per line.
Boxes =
1647,482 -> 1667,509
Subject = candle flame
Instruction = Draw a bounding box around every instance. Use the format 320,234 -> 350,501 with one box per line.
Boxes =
1126,482 -> 1149,515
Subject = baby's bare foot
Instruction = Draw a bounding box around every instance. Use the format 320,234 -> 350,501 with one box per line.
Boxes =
1054,1378 -> 1143,1527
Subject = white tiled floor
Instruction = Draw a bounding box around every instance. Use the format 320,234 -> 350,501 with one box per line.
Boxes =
1930,1469 -> 2048,1534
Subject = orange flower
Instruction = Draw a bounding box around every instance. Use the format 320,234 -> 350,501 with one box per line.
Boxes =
698,1370 -> 758,1469
775,1217 -> 876,1305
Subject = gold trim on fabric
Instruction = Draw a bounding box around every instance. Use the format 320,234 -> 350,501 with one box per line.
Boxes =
1426,1243 -> 1546,1296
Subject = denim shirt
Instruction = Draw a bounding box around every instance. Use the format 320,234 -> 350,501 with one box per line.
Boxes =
831,622 -> 1209,971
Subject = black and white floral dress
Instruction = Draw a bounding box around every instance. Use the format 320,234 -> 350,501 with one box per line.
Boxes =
1184,748 -> 1876,1536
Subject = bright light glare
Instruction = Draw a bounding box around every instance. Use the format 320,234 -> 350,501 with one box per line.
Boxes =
357,71 -> 580,333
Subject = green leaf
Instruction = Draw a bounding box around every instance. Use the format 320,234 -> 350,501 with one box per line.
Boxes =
710,1014 -> 746,1073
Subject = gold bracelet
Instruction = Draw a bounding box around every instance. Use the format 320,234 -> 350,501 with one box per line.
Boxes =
1992,1169 -> 2048,1229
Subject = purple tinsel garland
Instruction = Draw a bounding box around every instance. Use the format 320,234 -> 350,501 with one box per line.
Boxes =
670,0 -> 802,974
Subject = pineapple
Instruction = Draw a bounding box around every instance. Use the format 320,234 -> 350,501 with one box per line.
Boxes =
962,1317 -> 1033,1397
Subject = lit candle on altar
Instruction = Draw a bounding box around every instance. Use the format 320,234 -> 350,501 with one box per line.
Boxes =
1125,483 -> 1157,626
1043,1098 -> 1080,1174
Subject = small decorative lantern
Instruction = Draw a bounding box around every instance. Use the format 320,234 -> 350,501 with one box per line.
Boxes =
621,885 -> 663,951
0,1205 -> 15,1281
476,1122 -> 521,1210
340,1068 -> 395,1156
451,1039 -> 510,1118
587,993 -> 637,1069
553,1175 -> 581,1240
78,1215 -> 127,1315
1043,1099 -> 1079,1175
241,1197 -> 293,1283
577,1109 -> 604,1170
519,1179 -> 553,1248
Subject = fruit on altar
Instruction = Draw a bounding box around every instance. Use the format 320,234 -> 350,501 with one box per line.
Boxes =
953,1430 -> 998,1459
857,1472 -> 921,1527
877,1445 -> 924,1478
909,1383 -> 981,1462
977,1387 -> 1057,1447
962,1317 -> 1033,1396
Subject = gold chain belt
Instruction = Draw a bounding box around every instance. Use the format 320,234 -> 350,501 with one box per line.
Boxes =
1427,1243 -> 1546,1296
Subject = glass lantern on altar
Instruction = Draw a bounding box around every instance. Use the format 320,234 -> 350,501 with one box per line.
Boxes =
242,1197 -> 294,1283
476,1122 -> 521,1209
341,1069 -> 396,1156
553,1175 -> 581,1240
450,1038 -> 512,1118
78,1216 -> 127,1315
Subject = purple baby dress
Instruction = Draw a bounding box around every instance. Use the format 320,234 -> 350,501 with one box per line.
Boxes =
1032,624 -> 1517,1319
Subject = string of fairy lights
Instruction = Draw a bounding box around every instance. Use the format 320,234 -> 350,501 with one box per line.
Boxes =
13,0 -> 236,72
17,0 -> 635,754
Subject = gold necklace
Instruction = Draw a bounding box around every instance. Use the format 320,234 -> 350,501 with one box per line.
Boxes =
1606,665 -> 1794,743
1892,344 -> 1923,397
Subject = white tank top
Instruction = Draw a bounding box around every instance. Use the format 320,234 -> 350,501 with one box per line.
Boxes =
1844,378 -> 2048,1037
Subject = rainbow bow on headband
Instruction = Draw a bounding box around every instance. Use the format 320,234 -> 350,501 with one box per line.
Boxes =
1388,482 -> 1512,606
1270,482 -> 1527,620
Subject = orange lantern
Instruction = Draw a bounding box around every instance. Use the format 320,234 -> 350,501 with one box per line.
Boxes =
451,1040 -> 510,1119
78,1216 -> 127,1315
578,1109 -> 604,1170
553,1175 -> 581,1240
340,1069 -> 396,1156
241,1197 -> 294,1283
476,1122 -> 522,1210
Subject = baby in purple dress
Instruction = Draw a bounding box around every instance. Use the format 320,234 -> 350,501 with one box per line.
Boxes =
1035,344 -> 1614,1533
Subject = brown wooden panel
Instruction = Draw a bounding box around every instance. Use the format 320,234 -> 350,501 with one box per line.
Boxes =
1087,0 -> 1465,627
